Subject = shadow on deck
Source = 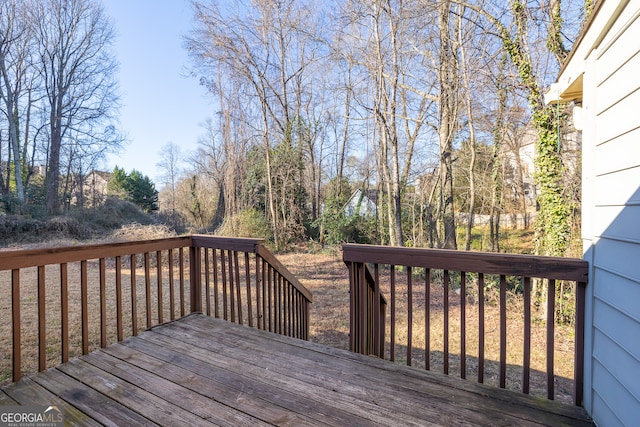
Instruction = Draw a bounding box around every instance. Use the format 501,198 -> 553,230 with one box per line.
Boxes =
1,314 -> 591,426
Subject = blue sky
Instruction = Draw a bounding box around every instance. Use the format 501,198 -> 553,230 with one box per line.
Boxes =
103,0 -> 213,183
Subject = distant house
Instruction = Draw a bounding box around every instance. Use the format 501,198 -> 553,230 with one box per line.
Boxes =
502,122 -> 581,212
344,189 -> 378,217
72,170 -> 111,208
546,1 -> 640,424
501,124 -> 537,208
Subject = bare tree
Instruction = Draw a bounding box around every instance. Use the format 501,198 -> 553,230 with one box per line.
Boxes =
435,0 -> 459,249
30,0 -> 120,214
0,0 -> 31,204
188,0 -> 322,248
341,0 -> 436,247
456,4 -> 477,251
456,0 -> 578,256
157,142 -> 182,217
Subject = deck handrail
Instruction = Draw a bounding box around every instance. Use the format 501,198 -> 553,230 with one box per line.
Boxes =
0,235 -> 311,384
343,243 -> 588,406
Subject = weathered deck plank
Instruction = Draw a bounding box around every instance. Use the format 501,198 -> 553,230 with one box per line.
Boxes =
0,377 -> 100,426
187,315 -> 589,424
1,314 -> 592,426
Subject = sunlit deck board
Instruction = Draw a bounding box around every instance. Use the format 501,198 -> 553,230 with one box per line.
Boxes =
1,314 -> 591,426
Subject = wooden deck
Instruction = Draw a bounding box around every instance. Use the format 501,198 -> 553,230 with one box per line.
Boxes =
0,314 -> 591,426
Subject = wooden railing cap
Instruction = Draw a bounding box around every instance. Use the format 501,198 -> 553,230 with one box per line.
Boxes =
342,243 -> 589,282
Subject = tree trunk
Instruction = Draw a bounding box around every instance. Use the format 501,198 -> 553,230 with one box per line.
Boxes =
458,10 -> 476,251
438,1 -> 457,250
46,109 -> 62,215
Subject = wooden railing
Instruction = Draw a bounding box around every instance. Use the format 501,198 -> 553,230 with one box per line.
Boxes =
343,243 -> 588,406
0,235 -> 311,384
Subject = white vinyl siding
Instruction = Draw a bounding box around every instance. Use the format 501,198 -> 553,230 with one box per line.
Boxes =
595,128 -> 640,175
563,2 -> 640,425
592,165 -> 640,206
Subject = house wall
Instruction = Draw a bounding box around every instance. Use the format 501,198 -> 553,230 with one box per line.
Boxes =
561,1 -> 640,425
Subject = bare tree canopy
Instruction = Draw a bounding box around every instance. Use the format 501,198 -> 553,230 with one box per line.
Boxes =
0,0 -> 122,215
180,0 -> 588,253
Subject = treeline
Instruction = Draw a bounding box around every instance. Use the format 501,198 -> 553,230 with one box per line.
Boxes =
168,0 -> 586,254
1,0 -> 587,256
0,0 -> 121,216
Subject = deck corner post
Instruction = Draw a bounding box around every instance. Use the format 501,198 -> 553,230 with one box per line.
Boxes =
190,245 -> 203,313
574,280 -> 587,406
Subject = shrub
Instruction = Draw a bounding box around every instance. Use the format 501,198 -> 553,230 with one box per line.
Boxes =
215,209 -> 272,241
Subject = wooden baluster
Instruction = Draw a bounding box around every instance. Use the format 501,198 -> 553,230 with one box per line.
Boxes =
100,258 -> 107,348
234,251 -> 242,325
478,272 -> 485,383
189,246 -> 202,313
60,263 -> 69,363
277,274 -> 283,334
374,264 -> 381,357
213,249 -> 219,319
221,249 -> 228,320
131,254 -> 138,336
38,266 -> 46,371
444,269 -> 449,375
245,252 -> 253,328
499,274 -> 507,388
179,248 -> 185,317
547,279 -> 556,400
168,249 -> 175,321
115,256 -> 123,342
204,249 -> 211,316
348,262 -> 355,352
283,280 -> 288,336
425,268 -> 431,371
229,251 -> 236,322
261,258 -> 267,330
156,251 -> 163,324
305,297 -> 310,340
12,269 -> 21,382
390,265 -> 396,362
460,271 -> 466,379
288,282 -> 293,336
144,252 -> 152,328
295,286 -> 299,338
575,280 -> 587,406
267,266 -> 272,332
354,263 -> 359,352
81,260 -> 88,355
255,255 -> 262,330
297,291 -> 302,338
288,285 -> 293,337
407,266 -> 413,366
523,276 -> 531,394
284,281 -> 289,336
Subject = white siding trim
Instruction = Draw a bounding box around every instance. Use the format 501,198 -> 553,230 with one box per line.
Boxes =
595,5 -> 640,62
594,263 -> 640,286
592,348 -> 640,402
593,293 -> 640,333
592,358 -> 633,426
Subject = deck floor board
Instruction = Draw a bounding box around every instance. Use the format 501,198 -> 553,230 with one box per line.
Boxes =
1,314 -> 592,426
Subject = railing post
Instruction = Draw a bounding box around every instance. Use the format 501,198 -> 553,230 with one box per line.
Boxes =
190,245 -> 202,313
574,280 -> 586,406
347,261 -> 356,352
